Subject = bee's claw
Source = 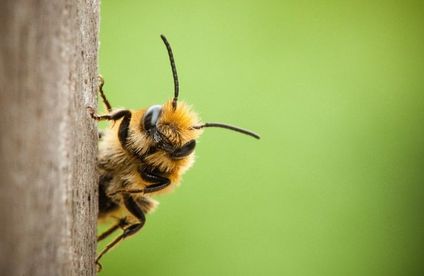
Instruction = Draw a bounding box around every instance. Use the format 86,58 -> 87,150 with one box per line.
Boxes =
95,260 -> 103,272
87,106 -> 96,118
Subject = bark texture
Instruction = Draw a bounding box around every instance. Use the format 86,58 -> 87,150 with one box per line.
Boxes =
0,0 -> 99,275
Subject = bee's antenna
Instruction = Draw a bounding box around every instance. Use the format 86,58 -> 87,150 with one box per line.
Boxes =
193,123 -> 260,139
160,34 -> 179,110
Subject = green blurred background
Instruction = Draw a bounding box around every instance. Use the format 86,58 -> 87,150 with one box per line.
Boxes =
98,1 -> 424,275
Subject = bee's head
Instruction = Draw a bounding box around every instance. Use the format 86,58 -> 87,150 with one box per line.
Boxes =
142,100 -> 203,159
141,35 -> 259,160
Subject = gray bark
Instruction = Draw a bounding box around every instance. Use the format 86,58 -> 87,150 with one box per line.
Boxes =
0,0 -> 99,275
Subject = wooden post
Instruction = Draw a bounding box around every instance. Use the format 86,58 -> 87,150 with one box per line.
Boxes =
0,0 -> 99,275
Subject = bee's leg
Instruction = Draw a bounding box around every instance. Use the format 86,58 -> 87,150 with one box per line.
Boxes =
88,108 -> 130,122
140,167 -> 171,193
95,194 -> 146,271
107,168 -> 171,196
97,75 -> 113,113
97,217 -> 129,242
107,188 -> 144,196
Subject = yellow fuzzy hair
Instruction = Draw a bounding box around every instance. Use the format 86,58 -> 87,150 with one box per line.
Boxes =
158,99 -> 203,146
102,99 -> 204,198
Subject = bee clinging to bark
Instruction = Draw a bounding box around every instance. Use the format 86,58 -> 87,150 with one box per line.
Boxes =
89,35 -> 260,271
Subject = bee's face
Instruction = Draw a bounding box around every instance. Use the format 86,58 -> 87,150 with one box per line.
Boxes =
141,100 -> 203,159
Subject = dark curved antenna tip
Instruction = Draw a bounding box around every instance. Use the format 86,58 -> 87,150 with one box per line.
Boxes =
193,123 -> 260,140
160,34 -> 179,110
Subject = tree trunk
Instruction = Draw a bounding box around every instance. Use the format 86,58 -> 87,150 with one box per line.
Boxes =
0,0 -> 99,275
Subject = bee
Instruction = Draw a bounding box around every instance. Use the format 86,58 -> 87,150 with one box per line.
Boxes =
89,35 -> 260,271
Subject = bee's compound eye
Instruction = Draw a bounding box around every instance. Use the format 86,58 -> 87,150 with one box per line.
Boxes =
143,105 -> 162,131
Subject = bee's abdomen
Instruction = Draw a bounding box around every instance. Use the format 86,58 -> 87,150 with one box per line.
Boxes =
98,173 -> 119,216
